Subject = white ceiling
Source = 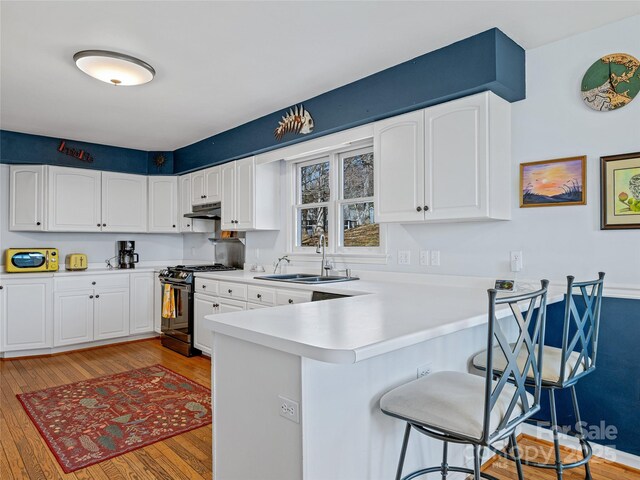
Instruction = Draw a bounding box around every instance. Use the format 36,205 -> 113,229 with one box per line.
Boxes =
1,1 -> 639,151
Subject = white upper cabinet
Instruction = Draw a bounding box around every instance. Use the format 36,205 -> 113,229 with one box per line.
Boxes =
148,176 -> 179,233
101,172 -> 148,232
179,174 -> 194,232
191,165 -> 221,206
374,110 -> 425,223
9,165 -> 46,231
48,166 -> 102,232
374,92 -> 511,223
221,157 -> 280,231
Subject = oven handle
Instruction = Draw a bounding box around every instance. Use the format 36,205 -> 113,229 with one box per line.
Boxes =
160,279 -> 192,292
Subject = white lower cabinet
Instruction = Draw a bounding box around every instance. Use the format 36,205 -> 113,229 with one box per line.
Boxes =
94,288 -> 129,340
276,288 -> 313,306
54,274 -> 131,347
194,294 -> 218,355
0,277 -> 53,352
130,272 -> 154,334
54,289 -> 94,346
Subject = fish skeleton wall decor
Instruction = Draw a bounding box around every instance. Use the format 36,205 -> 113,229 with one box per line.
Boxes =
274,104 -> 314,140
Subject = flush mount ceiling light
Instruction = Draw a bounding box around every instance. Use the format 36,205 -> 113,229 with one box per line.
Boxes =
73,50 -> 155,86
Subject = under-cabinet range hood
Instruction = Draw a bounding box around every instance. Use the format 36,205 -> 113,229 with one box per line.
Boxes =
184,202 -> 221,219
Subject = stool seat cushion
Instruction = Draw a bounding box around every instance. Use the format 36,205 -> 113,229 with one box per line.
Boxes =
472,345 -> 587,384
380,371 -> 533,441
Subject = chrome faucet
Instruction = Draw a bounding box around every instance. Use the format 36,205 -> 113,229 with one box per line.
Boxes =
315,234 -> 331,277
274,255 -> 290,274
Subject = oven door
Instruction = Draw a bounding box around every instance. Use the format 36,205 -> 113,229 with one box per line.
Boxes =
159,281 -> 193,343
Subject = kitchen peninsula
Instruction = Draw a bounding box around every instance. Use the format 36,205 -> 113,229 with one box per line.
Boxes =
202,271 -> 563,479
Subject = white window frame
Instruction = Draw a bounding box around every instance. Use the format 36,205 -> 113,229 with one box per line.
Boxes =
287,142 -> 386,262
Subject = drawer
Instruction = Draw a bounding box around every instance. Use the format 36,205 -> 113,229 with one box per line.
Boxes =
247,285 -> 275,306
55,274 -> 129,291
247,302 -> 269,310
218,281 -> 248,301
276,288 -> 312,306
195,277 -> 219,295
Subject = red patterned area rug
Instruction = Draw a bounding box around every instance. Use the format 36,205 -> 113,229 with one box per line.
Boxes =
17,364 -> 211,473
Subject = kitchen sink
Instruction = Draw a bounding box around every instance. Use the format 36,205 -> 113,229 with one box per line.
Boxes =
254,273 -> 358,284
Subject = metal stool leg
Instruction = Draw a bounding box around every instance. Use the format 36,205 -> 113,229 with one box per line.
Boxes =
510,432 -> 525,480
571,386 -> 593,480
473,444 -> 481,480
396,423 -> 411,480
440,441 -> 449,479
549,389 -> 564,480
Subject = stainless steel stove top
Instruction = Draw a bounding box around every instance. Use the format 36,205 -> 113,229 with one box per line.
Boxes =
159,264 -> 236,283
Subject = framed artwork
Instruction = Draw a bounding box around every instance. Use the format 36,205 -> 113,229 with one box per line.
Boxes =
520,156 -> 587,208
601,152 -> 640,230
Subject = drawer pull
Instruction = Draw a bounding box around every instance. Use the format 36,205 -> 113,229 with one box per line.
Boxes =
92,281 -> 96,285
257,293 -> 262,299
288,299 -> 294,304
228,289 -> 232,294
202,285 -> 206,289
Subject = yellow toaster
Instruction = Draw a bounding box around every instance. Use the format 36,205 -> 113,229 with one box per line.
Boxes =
65,253 -> 88,271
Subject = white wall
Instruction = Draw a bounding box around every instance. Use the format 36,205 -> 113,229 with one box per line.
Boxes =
0,164 -> 186,267
241,15 -> 640,287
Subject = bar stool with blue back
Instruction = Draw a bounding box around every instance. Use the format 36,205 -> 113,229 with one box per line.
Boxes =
380,280 -> 549,480
472,272 -> 605,480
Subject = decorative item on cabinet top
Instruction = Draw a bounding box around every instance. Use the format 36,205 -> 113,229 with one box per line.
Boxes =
274,104 -> 314,140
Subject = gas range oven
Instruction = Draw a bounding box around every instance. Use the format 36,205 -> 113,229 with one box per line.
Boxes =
158,264 -> 235,356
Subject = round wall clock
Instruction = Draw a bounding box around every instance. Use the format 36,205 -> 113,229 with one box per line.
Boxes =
581,53 -> 640,111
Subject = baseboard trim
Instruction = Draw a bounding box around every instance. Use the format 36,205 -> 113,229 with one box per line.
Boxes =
521,423 -> 640,472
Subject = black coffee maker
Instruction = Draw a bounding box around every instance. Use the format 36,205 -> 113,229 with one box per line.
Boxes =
117,241 -> 139,269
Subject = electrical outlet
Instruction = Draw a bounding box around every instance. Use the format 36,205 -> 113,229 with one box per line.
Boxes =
510,251 -> 523,272
417,362 -> 434,378
278,395 -> 300,423
398,250 -> 411,265
430,250 -> 440,266
419,250 -> 430,266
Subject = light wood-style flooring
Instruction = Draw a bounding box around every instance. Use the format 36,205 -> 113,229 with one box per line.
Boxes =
2,339 -> 639,479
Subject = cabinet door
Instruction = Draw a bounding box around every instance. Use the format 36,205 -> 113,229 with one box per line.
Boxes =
153,273 -> 162,333
94,288 -> 129,340
221,162 -> 236,230
179,174 -> 193,232
48,166 -> 101,231
191,170 -> 207,206
374,110 -> 425,223
10,165 -> 45,231
204,166 -> 221,203
148,176 -> 179,233
102,172 -> 148,232
424,94 -> 487,220
194,295 -> 217,355
54,289 -> 94,346
234,157 -> 255,230
130,273 -> 154,334
0,279 -> 52,351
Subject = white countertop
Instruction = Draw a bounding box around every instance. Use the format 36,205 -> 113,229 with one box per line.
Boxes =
200,270 -> 564,364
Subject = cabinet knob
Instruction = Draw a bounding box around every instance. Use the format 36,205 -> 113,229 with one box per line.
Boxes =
36,221 -> 41,226
97,223 -> 101,227
416,206 -> 422,212
89,295 -> 94,299
288,299 -> 294,304
228,289 -> 232,294
424,205 -> 429,211
95,294 -> 100,298
102,223 -> 106,227
213,303 -> 219,308
187,224 -> 191,227
257,294 -> 262,299
173,224 -> 176,228
0,286 -> 3,290
92,281 -> 96,285
202,285 -> 206,289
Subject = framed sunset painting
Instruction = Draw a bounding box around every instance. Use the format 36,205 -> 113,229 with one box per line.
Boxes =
520,156 -> 586,208
601,152 -> 640,230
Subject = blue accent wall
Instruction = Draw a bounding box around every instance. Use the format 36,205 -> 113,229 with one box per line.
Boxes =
536,296 -> 640,456
0,130 -> 174,176
172,28 -> 525,173
1,28 -> 524,176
